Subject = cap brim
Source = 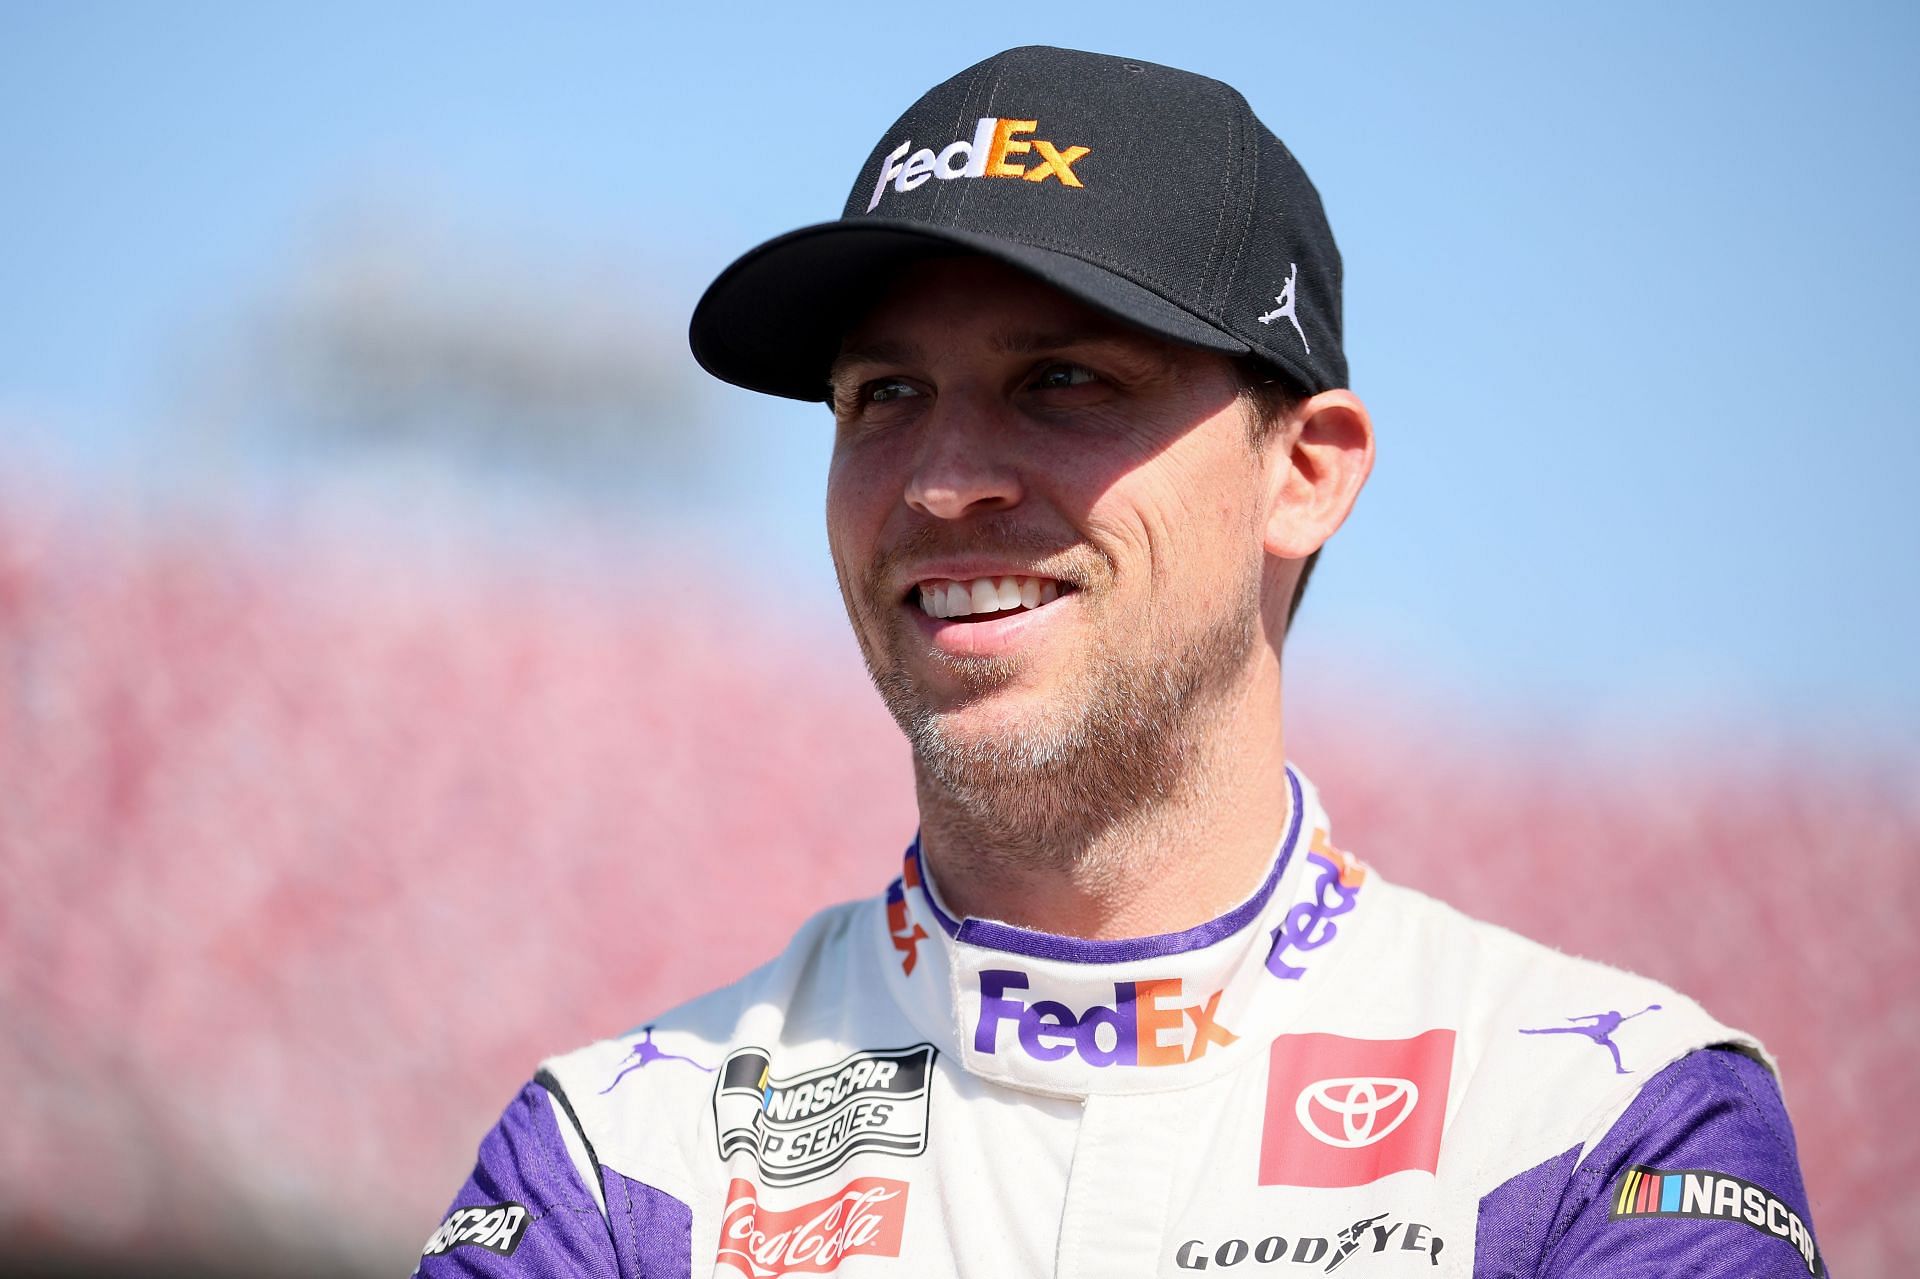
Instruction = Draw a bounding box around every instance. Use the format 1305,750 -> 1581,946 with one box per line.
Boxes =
688,220 -> 1252,402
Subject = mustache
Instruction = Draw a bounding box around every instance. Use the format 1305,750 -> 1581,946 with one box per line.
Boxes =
863,519 -> 1103,600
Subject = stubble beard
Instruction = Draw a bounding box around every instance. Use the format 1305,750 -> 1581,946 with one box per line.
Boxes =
865,572 -> 1264,875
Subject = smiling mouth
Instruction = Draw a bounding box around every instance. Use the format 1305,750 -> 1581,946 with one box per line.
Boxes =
908,575 -> 1072,622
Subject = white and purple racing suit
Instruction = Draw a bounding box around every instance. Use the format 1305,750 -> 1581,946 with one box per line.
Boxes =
417,768 -> 1823,1277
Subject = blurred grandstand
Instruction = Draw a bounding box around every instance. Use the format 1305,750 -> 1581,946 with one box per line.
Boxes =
2,474 -> 1912,1276
1,230 -> 1912,1276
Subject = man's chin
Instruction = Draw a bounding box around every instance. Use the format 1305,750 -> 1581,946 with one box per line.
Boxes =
880,647 -> 1038,710
930,697 -> 1058,742
894,648 -> 1073,712
878,679 -> 1081,769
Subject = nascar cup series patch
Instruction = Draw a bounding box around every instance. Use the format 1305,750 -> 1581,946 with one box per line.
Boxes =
714,1045 -> 935,1186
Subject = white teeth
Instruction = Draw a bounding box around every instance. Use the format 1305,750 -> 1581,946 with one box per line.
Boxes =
914,575 -> 1068,619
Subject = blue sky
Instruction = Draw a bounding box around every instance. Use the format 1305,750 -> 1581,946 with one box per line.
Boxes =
2,1 -> 1916,729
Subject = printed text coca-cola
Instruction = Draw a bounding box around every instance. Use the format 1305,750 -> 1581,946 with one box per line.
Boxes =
716,1177 -> 909,1277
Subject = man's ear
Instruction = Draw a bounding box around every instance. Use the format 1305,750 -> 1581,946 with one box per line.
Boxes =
1263,389 -> 1375,559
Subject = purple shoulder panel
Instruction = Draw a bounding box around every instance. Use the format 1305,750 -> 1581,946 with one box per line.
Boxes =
601,1161 -> 695,1279
1476,1048 -> 1826,1277
413,1080 -> 691,1279
1475,1143 -> 1584,1276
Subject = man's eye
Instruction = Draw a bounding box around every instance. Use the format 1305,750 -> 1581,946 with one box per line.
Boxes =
1031,363 -> 1097,390
866,378 -> 921,403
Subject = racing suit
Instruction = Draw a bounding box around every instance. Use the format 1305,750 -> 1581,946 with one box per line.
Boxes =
417,768 -> 1824,1277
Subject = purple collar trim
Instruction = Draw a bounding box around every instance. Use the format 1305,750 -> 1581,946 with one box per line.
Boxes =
908,767 -> 1304,965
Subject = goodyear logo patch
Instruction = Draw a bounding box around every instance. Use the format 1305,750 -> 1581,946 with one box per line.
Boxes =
421,1201 -> 530,1258
1611,1166 -> 1823,1277
714,1045 -> 934,1186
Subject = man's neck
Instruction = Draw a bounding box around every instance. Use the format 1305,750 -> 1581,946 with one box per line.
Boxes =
912,678 -> 1293,940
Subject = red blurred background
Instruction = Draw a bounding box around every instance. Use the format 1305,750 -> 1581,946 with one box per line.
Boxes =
0,479 -> 1910,1276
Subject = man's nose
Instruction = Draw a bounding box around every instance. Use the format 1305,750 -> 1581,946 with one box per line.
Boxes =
902,396 -> 1024,520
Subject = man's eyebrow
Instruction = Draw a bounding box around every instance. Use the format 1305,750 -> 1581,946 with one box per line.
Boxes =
828,339 -> 920,381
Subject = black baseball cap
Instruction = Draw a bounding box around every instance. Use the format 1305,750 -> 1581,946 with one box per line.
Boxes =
688,45 -> 1345,402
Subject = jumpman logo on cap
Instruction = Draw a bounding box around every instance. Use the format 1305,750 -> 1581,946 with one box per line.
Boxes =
1519,1005 -> 1663,1075
1256,262 -> 1310,353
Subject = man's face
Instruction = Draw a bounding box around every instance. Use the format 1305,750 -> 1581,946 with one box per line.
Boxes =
825,256 -> 1279,812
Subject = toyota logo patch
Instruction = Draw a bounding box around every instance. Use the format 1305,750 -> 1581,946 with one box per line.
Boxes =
1295,1076 -> 1418,1148
1260,1030 -> 1455,1187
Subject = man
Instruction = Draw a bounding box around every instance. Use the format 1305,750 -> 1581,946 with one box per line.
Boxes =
418,47 -> 1822,1278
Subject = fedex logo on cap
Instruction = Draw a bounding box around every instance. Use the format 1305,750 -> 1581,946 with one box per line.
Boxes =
973,969 -> 1236,1068
867,117 -> 1090,211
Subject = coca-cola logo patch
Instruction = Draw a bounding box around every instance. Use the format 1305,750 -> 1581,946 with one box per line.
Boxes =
1260,1030 -> 1454,1188
717,1177 -> 909,1278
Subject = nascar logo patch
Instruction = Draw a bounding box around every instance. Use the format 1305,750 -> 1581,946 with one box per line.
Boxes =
421,1201 -> 530,1258
1610,1165 -> 1823,1277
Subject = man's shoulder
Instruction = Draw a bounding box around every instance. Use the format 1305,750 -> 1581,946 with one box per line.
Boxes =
1339,875 -> 1769,1183
1359,874 -> 1752,1052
